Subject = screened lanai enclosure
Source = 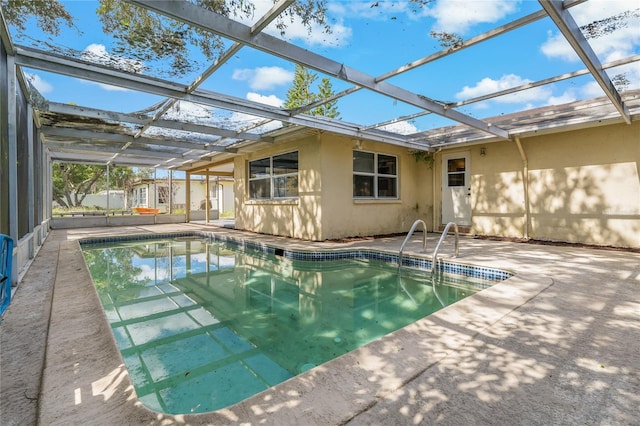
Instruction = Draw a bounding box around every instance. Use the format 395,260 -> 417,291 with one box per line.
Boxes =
1,0 -> 639,284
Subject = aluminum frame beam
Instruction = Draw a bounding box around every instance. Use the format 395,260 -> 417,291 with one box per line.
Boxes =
129,0 -> 511,140
45,141 -> 205,161
15,45 -> 414,147
40,126 -> 236,153
48,149 -> 180,167
133,0 -> 295,138
0,7 -> 14,55
44,102 -> 268,142
378,54 -> 640,137
539,0 -> 631,124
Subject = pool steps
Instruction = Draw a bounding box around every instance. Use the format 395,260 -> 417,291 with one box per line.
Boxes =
397,219 -> 427,271
431,222 -> 460,274
398,220 -> 460,276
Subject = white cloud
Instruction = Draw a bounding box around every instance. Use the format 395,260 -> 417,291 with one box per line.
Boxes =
540,31 -> 578,62
456,74 -> 552,104
427,0 -> 519,34
246,92 -> 283,107
290,20 -> 352,48
224,92 -> 285,133
546,90 -> 577,106
232,66 -> 293,90
25,73 -> 53,94
541,1 -> 640,63
580,81 -> 605,98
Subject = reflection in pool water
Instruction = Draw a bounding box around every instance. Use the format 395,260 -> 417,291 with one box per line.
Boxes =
82,236 -> 502,414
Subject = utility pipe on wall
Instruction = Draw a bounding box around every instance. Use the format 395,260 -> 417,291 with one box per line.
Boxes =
514,136 -> 530,240
432,156 -> 437,232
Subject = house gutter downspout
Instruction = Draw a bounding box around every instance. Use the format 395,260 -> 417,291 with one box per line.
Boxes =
431,148 -> 441,233
432,157 -> 437,232
514,136 -> 530,240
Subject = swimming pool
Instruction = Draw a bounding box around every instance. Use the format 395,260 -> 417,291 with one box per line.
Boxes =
81,233 -> 512,414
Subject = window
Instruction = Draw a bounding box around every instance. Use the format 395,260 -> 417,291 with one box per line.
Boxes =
447,158 -> 466,187
353,151 -> 398,198
135,187 -> 147,206
249,151 -> 299,199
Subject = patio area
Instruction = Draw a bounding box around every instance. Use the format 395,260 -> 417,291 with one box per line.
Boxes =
1,223 -> 638,425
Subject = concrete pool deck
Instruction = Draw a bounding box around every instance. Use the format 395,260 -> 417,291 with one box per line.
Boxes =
1,223 -> 638,425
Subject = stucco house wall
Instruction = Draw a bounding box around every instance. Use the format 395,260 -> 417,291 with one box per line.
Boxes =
235,134 -> 322,240
234,133 -> 433,241
318,136 -> 432,240
525,122 -> 639,247
233,121 -> 639,248
434,121 -> 640,248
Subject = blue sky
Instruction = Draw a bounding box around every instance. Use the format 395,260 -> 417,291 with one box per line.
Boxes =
11,0 -> 640,135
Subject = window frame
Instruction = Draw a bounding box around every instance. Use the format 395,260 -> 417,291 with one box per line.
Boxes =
248,151 -> 299,200
353,150 -> 399,200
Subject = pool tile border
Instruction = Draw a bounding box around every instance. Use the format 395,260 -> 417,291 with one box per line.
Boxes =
80,231 -> 514,283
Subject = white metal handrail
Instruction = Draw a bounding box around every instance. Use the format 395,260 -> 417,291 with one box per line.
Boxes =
431,222 -> 459,275
398,219 -> 427,271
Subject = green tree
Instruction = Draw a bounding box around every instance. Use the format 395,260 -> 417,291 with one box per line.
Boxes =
52,163 -> 152,208
83,246 -> 149,293
283,65 -> 317,110
1,0 -> 330,76
53,163 -> 106,208
313,76 -> 339,118
0,0 -> 74,35
283,64 -> 339,118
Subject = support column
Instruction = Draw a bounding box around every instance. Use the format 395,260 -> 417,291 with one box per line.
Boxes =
106,164 -> 110,214
168,170 -> 173,215
153,169 -> 157,224
7,54 -> 17,244
205,171 -> 210,224
186,172 -> 191,223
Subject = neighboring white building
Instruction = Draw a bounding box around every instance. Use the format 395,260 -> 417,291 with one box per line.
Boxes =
52,190 -> 125,210
82,190 -> 125,210
130,177 -> 233,215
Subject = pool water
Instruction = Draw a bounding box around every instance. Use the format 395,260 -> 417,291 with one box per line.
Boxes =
82,236 -> 500,414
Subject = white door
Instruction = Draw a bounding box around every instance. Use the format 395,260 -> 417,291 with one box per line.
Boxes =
442,152 -> 471,226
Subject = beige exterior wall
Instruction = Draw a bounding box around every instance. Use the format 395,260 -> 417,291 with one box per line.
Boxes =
434,142 -> 527,237
319,136 -> 433,240
234,122 -> 639,248
525,122 -> 639,247
235,135 -> 323,240
434,121 -> 640,248
234,132 -> 434,241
